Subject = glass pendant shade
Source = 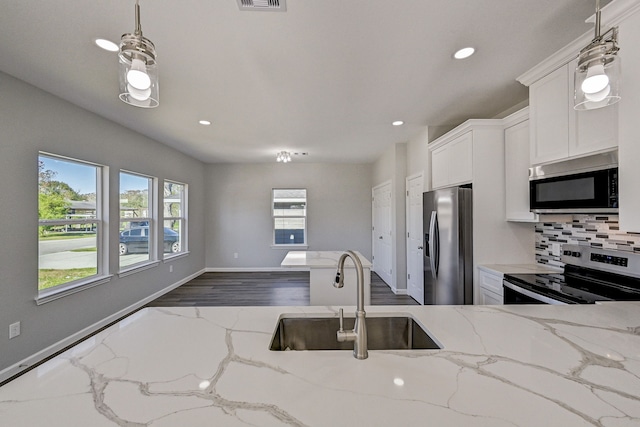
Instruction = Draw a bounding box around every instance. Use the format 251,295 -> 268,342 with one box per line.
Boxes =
118,2 -> 159,108
573,1 -> 620,111
574,42 -> 620,110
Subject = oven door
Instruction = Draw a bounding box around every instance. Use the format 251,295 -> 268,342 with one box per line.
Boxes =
503,280 -> 568,305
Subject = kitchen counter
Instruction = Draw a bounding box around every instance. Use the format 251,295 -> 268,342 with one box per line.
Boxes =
281,250 -> 372,305
2,303 -> 640,426
478,263 -> 562,275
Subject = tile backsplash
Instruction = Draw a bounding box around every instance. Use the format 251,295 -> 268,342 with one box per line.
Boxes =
536,215 -> 640,268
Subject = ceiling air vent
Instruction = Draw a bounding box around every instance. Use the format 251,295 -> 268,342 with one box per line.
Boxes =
237,0 -> 286,12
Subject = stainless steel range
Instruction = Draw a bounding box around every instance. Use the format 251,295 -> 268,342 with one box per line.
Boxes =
503,244 -> 640,304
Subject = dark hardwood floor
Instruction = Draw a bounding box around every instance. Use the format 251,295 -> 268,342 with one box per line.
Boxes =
147,271 -> 419,307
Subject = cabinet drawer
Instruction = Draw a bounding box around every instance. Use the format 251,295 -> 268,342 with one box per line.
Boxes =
479,270 -> 503,295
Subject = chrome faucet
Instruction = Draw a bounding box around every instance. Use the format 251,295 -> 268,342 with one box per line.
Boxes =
333,250 -> 367,359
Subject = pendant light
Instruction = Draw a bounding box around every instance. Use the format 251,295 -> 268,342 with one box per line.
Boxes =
118,0 -> 159,108
574,0 -> 620,110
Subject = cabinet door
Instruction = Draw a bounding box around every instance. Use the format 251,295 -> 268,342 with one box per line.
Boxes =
529,64 -> 570,165
431,146 -> 449,189
619,10 -> 640,232
505,120 -> 538,222
480,288 -> 503,305
568,60 -> 619,157
448,132 -> 473,185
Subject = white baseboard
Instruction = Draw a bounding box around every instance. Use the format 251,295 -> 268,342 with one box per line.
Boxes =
205,267 -> 309,272
391,288 -> 409,295
0,268 -> 205,384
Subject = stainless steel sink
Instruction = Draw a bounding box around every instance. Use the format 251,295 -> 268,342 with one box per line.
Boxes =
269,314 -> 442,351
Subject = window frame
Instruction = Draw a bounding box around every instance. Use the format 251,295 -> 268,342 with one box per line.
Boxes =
37,152 -> 111,305
163,180 -> 188,260
118,170 -> 158,275
271,188 -> 308,248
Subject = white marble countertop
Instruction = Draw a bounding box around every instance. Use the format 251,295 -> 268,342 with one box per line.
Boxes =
2,303 -> 640,426
281,250 -> 372,268
478,263 -> 563,275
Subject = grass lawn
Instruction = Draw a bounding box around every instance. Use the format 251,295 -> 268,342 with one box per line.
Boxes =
38,268 -> 97,290
39,232 -> 96,241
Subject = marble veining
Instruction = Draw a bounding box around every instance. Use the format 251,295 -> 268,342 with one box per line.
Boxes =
1,303 -> 640,426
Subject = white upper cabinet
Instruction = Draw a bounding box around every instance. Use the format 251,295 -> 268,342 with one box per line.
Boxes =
504,108 -> 538,222
529,65 -> 570,164
430,131 -> 473,189
618,5 -> 640,232
518,0 -> 640,231
529,62 -> 618,166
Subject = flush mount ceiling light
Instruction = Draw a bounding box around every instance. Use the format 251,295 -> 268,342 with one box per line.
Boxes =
574,0 -> 620,110
453,47 -> 475,59
276,151 -> 291,163
118,0 -> 159,108
392,120 -> 404,126
198,120 -> 211,126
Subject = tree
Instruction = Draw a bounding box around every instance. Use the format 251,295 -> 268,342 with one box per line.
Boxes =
38,161 -> 70,234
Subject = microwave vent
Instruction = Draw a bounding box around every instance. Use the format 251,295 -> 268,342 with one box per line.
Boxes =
529,150 -> 618,180
237,0 -> 286,11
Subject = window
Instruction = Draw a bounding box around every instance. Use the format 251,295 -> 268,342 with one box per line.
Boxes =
163,181 -> 187,257
272,189 -> 307,246
38,153 -> 108,302
119,171 -> 155,270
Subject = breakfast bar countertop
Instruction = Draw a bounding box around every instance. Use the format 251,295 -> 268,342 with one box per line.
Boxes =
1,303 -> 640,426
281,250 -> 372,268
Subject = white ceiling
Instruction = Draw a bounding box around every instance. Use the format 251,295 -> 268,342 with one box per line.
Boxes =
0,0 -> 609,164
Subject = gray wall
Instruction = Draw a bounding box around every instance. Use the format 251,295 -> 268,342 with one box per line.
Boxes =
205,163 -> 372,268
0,72 -> 206,374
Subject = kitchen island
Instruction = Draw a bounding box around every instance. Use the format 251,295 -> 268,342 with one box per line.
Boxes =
1,303 -> 640,426
281,250 -> 372,305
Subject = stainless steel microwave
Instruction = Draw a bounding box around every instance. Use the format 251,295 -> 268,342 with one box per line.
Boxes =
529,153 -> 618,214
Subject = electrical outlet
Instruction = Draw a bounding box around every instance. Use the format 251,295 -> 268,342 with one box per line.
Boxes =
169,265 -> 173,273
234,252 -> 239,259
551,243 -> 561,256
9,322 -> 20,339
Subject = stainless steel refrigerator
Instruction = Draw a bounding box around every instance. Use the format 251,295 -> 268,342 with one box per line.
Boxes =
423,186 -> 473,305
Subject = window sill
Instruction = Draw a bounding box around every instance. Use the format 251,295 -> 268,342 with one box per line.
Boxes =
36,274 -> 113,305
163,251 -> 190,262
118,260 -> 160,278
270,244 -> 309,250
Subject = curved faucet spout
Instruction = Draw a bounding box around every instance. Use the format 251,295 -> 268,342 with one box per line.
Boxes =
333,250 -> 368,359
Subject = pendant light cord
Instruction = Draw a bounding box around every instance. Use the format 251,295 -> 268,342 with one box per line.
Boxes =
134,0 -> 142,36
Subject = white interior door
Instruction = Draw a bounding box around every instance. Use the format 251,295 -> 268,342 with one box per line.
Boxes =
406,174 -> 424,304
372,182 -> 393,287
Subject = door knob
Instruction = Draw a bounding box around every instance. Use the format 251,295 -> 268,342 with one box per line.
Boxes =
378,236 -> 383,239
418,246 -> 423,250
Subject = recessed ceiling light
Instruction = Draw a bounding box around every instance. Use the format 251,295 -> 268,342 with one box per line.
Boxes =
199,120 -> 211,126
392,120 -> 404,126
454,47 -> 475,59
94,38 -> 119,52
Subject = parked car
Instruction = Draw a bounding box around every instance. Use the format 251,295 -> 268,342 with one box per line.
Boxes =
119,227 -> 180,255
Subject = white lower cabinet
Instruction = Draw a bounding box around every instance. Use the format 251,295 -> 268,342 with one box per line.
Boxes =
478,268 -> 504,305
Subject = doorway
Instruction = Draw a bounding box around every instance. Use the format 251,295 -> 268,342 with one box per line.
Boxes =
406,173 -> 424,304
372,181 -> 393,287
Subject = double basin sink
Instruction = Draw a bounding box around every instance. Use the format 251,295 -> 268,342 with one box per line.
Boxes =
269,313 -> 442,351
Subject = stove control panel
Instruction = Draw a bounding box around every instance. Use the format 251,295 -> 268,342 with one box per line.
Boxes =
561,244 -> 640,279
590,253 -> 628,267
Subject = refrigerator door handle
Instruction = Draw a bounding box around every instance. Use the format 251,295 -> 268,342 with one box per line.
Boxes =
428,211 -> 439,279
